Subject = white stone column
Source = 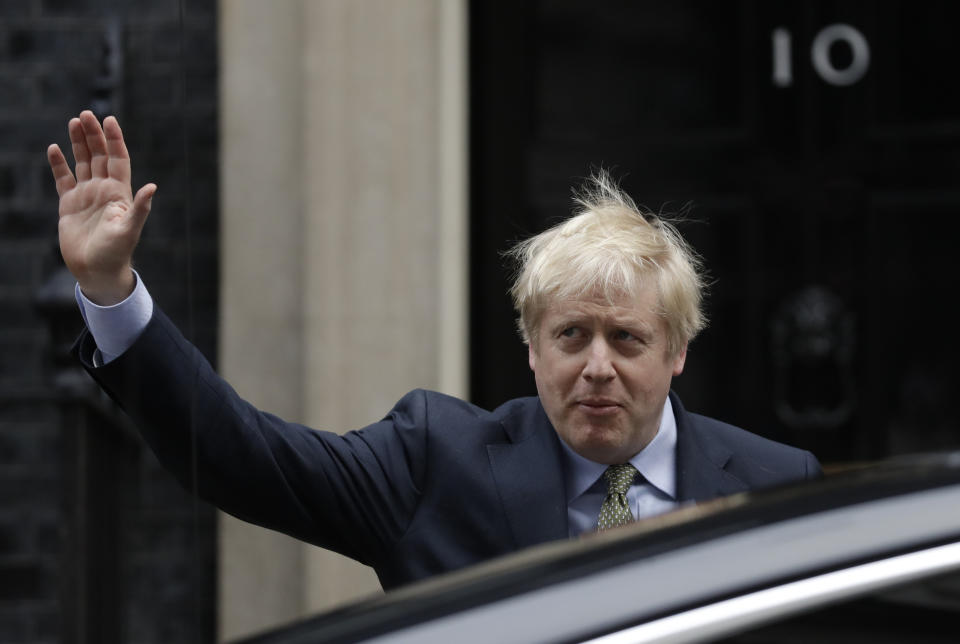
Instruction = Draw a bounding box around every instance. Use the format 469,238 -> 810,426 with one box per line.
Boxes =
218,0 -> 467,639
218,1 -> 306,639
300,0 -> 467,608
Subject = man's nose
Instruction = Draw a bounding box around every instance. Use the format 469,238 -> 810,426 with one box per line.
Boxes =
582,338 -> 616,382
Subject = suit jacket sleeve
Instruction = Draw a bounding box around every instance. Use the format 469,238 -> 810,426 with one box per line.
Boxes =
74,306 -> 426,568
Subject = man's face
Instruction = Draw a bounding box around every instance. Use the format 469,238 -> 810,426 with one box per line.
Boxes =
528,285 -> 686,464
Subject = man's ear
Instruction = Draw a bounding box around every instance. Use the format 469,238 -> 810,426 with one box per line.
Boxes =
672,344 -> 687,376
528,342 -> 537,372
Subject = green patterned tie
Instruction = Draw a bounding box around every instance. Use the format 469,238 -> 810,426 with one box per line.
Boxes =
597,463 -> 638,531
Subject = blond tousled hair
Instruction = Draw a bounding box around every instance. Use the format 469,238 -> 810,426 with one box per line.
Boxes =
507,172 -> 707,356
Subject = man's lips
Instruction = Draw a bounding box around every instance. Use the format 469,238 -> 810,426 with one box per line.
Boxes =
575,398 -> 622,415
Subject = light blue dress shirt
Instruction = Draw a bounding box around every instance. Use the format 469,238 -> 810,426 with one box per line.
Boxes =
74,270 -> 152,365
560,398 -> 678,537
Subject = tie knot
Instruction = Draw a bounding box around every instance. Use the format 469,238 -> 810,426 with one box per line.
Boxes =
603,463 -> 637,496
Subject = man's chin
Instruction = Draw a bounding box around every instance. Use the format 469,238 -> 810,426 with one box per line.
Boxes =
567,430 -> 634,465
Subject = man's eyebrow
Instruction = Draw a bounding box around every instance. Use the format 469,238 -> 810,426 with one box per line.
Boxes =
606,310 -> 652,326
548,316 -> 582,331
609,316 -> 656,336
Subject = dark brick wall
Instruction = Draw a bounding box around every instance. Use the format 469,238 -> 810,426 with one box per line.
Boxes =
0,1 -> 217,642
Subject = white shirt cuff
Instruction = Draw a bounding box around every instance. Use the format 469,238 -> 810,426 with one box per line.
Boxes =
75,270 -> 154,365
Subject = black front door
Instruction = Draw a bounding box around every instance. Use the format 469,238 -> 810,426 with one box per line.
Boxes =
470,0 -> 960,464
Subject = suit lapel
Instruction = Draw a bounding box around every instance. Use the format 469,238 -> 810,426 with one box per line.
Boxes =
672,392 -> 751,503
486,393 -> 750,548
487,400 -> 568,550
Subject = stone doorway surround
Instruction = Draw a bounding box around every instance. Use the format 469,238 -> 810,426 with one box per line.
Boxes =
218,0 -> 467,639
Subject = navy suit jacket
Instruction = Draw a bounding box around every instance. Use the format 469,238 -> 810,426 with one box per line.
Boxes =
76,307 -> 821,590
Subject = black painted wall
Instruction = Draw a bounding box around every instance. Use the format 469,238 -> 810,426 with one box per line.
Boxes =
0,1 -> 217,641
470,0 -> 960,465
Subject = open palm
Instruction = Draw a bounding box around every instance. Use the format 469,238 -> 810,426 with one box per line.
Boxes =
48,111 -> 156,304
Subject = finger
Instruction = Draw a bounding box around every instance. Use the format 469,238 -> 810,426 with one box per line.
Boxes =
79,110 -> 109,178
68,117 -> 91,182
102,116 -> 132,185
47,144 -> 77,198
132,183 -> 157,227
48,143 -> 77,193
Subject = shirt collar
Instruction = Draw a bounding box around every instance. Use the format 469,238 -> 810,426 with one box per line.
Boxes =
561,397 -> 678,502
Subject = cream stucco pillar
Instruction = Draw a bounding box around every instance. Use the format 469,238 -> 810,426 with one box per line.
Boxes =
219,0 -> 467,640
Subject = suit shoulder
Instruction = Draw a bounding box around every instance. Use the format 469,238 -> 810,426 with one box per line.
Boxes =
686,412 -> 821,479
686,412 -> 798,453
398,390 -> 540,421
388,389 -> 491,424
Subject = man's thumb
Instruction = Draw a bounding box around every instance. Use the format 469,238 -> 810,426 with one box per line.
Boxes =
132,183 -> 157,224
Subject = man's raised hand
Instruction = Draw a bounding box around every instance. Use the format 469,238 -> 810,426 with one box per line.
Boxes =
47,111 -> 156,305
